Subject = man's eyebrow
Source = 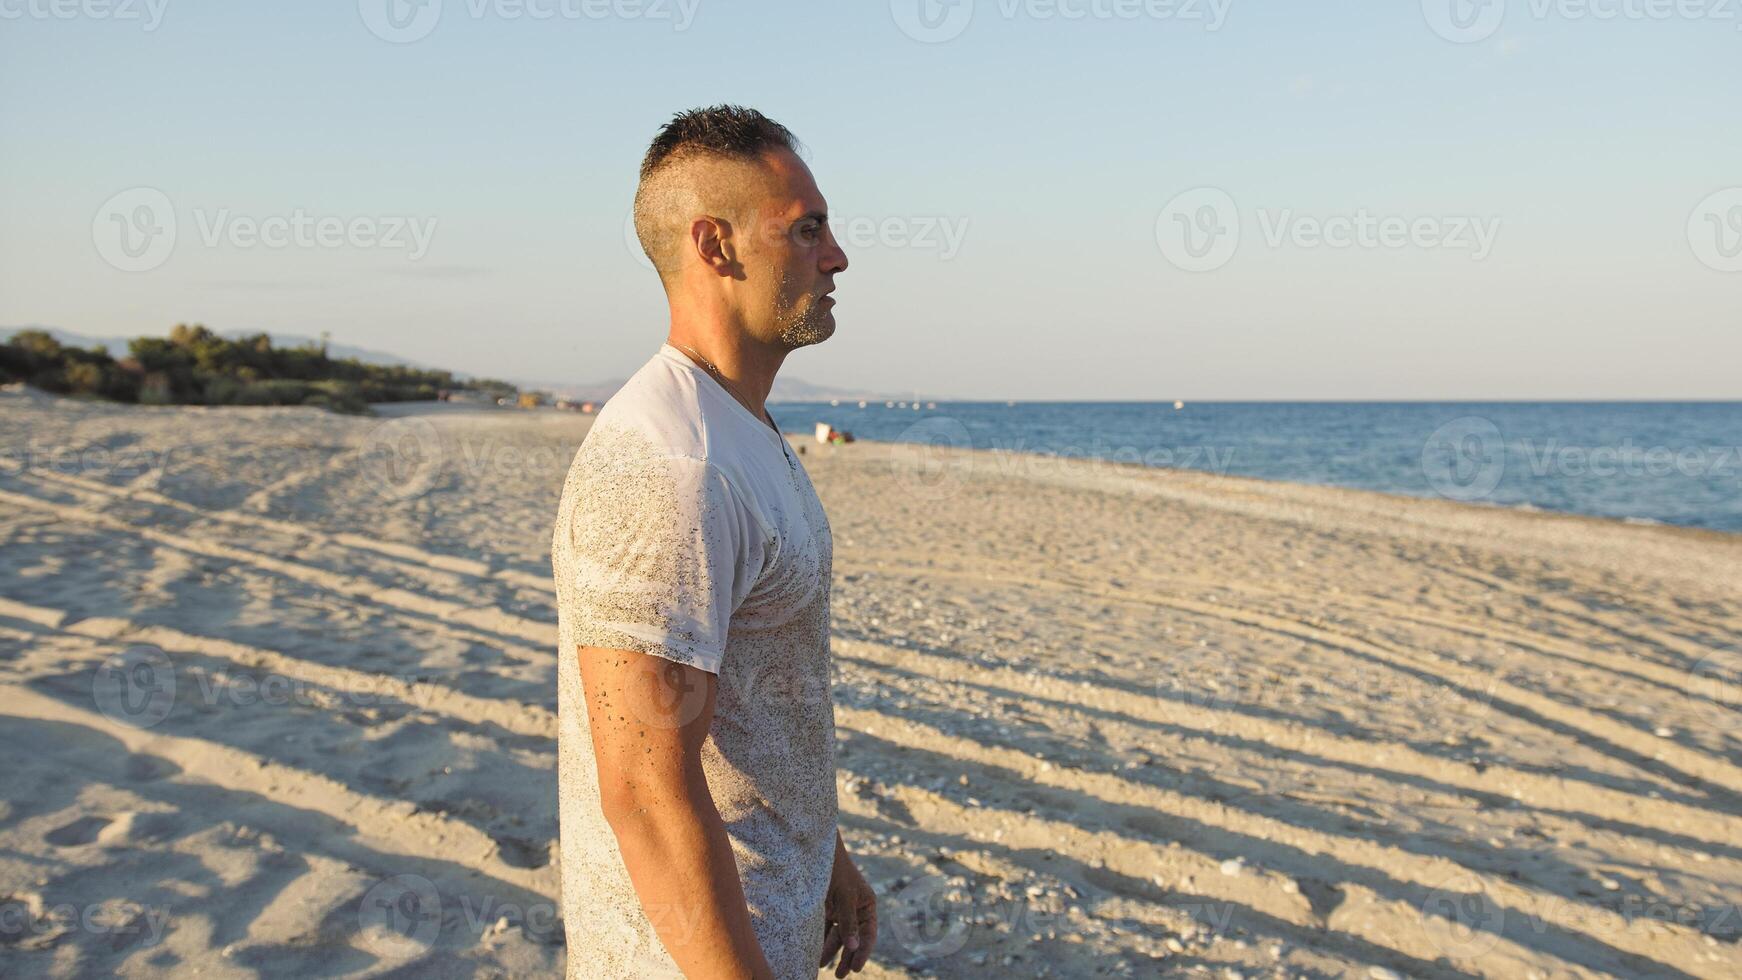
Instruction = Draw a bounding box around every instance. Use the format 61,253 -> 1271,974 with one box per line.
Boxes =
794,210 -> 828,224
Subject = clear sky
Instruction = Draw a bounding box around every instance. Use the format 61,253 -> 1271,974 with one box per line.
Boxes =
2,0 -> 1738,400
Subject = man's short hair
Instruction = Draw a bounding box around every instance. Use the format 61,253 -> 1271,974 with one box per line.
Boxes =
638,105 -> 800,183
633,105 -> 802,280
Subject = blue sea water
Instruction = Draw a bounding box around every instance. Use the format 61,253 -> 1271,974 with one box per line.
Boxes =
771,401 -> 1742,534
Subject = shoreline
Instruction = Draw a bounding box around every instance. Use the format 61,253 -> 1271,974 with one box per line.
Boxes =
795,431 -> 1742,553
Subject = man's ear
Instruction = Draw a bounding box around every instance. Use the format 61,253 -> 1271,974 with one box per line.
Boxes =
689,216 -> 740,279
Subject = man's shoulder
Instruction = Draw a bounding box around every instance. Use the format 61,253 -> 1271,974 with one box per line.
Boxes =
587,352 -> 711,462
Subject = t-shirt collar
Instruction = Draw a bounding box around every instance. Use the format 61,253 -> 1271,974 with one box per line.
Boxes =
658,343 -> 786,446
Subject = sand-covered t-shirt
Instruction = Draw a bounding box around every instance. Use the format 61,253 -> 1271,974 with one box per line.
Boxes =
551,344 -> 838,979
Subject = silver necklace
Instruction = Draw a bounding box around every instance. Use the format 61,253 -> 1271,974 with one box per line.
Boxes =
675,343 -> 780,435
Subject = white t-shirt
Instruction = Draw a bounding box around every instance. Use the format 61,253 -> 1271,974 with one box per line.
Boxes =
551,344 -> 838,979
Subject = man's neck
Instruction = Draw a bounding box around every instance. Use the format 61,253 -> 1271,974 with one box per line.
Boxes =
666,320 -> 786,423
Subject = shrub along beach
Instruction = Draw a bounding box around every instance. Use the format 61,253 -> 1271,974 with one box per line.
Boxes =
0,325 -> 516,414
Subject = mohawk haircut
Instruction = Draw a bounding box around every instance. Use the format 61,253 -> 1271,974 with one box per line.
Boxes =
638,105 -> 800,183
633,105 -> 803,281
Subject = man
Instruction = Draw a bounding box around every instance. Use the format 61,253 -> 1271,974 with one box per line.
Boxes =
551,106 -> 873,979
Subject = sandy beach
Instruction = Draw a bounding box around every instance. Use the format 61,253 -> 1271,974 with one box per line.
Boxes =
1,388 -> 1739,979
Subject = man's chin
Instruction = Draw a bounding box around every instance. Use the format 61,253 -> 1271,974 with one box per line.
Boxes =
777,312 -> 836,350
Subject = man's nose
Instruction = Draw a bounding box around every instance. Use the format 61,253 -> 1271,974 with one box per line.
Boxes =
821,226 -> 848,275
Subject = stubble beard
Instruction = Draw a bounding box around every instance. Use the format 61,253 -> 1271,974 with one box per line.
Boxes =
770,268 -> 836,350
773,273 -> 835,349
776,303 -> 835,350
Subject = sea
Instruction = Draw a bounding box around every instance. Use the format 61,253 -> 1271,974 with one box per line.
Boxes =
770,401 -> 1742,534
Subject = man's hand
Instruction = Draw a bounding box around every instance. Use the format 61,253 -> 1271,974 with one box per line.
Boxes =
818,832 -> 876,977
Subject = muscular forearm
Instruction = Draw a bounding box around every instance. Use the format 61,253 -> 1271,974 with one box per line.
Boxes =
606,786 -> 773,979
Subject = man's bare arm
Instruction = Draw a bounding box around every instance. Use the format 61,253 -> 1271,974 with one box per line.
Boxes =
578,645 -> 773,979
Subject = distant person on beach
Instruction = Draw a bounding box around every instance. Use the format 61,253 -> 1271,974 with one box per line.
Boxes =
550,106 -> 870,978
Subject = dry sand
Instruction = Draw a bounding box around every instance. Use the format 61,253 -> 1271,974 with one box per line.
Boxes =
1,388 -> 1739,979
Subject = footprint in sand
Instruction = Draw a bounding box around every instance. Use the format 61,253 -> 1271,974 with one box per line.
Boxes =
123,754 -> 180,782
45,815 -> 112,847
492,834 -> 554,869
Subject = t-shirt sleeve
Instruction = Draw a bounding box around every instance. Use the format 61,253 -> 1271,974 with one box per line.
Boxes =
558,435 -> 766,675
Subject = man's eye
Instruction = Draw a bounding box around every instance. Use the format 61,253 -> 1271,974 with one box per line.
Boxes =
793,222 -> 821,244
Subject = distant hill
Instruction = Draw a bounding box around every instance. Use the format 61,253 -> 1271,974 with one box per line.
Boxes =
768,374 -> 908,404
3,327 -> 131,359
218,331 -> 424,368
